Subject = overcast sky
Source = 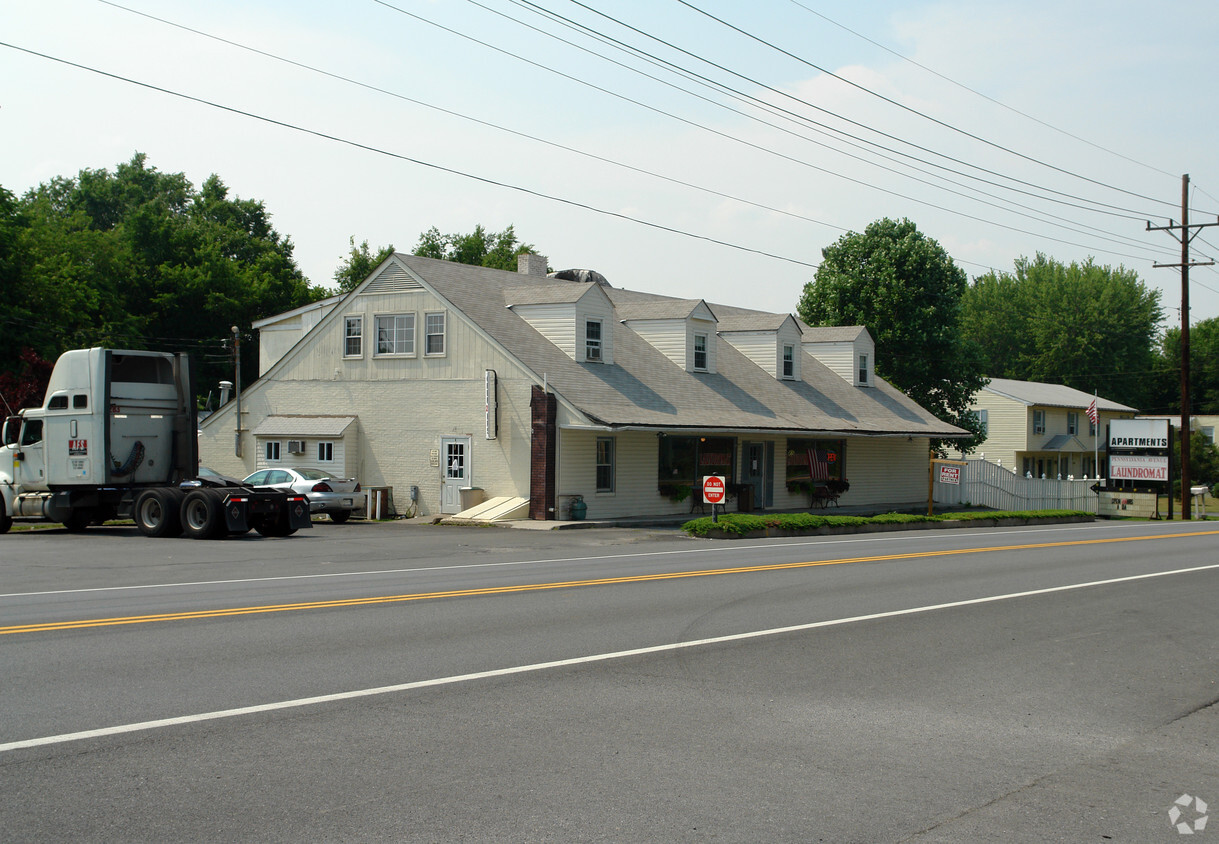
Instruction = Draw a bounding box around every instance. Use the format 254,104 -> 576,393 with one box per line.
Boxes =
4,0 -> 1218,325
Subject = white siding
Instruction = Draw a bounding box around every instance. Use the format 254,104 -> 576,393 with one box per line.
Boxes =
510,302 -> 578,359
722,332 -> 778,378
628,319 -> 688,369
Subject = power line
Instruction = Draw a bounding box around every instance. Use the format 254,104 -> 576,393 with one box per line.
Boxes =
0,40 -> 823,271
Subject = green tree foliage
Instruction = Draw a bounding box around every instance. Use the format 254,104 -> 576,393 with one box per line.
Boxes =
797,218 -> 987,450
333,236 -> 396,293
1150,317 -> 1219,415
962,254 -> 1162,408
412,224 -> 538,271
0,154 -> 328,403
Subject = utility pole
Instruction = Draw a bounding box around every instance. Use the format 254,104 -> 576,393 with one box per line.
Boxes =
1147,174 -> 1219,519
232,325 -> 243,458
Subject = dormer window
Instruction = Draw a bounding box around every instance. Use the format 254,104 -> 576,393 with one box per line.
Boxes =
858,353 -> 869,385
782,345 -> 795,379
585,319 -> 603,362
693,333 -> 708,371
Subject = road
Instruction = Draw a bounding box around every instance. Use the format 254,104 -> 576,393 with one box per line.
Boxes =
1,519 -> 1217,842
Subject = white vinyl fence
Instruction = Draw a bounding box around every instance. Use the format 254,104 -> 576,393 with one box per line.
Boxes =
933,458 -> 1098,512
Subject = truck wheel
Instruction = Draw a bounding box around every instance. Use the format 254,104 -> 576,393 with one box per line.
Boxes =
63,509 -> 93,532
135,489 -> 184,538
254,509 -> 296,537
0,497 -> 11,534
181,489 -> 225,539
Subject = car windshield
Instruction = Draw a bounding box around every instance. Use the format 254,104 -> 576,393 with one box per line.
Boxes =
294,468 -> 329,480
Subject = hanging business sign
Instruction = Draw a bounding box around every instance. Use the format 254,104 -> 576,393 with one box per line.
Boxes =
1109,454 -> 1169,481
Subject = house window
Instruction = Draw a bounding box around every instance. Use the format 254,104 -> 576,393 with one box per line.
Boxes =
858,354 -> 869,384
318,441 -> 334,462
344,316 -> 363,358
657,436 -> 735,494
970,408 -> 989,438
1033,410 -> 1046,435
596,437 -> 615,492
265,441 -> 281,462
693,333 -> 708,371
376,314 -> 415,356
785,439 -> 845,485
585,319 -> 603,362
425,312 -> 446,355
1067,412 -> 1078,436
782,344 -> 795,378
1089,417 -> 1097,436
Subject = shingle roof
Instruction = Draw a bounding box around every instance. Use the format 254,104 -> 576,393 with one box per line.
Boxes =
984,378 -> 1136,412
398,254 -> 965,438
251,415 -> 357,437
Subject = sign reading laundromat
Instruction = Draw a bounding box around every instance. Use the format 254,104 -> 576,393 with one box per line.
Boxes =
1108,418 -> 1169,482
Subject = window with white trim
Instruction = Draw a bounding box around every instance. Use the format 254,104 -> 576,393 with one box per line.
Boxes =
693,333 -> 708,371
376,314 -> 415,356
585,319 -> 603,362
317,441 -> 334,462
425,312 -> 446,355
344,316 -> 363,357
858,353 -> 869,384
1033,410 -> 1046,435
1067,412 -> 1078,435
265,441 -> 281,462
782,344 -> 795,378
596,437 -> 615,492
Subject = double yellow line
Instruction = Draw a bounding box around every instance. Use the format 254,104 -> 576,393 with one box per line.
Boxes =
4,530 -> 1217,636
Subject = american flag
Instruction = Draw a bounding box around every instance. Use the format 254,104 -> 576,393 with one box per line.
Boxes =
1086,397 -> 1098,426
807,449 -> 831,481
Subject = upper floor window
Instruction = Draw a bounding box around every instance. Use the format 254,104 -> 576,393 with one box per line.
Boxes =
344,316 -> 363,358
782,344 -> 795,378
1033,410 -> 1046,435
971,408 -> 989,437
585,319 -> 603,362
693,333 -> 708,371
1067,411 -> 1078,436
318,441 -> 334,462
376,314 -> 415,356
265,441 -> 281,462
858,353 -> 869,384
425,312 -> 446,356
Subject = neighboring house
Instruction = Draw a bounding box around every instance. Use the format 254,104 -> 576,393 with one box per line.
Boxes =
952,378 -> 1137,478
199,253 -> 967,519
1137,414 -> 1219,447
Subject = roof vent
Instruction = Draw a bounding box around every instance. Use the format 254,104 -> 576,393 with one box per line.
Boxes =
550,268 -> 611,287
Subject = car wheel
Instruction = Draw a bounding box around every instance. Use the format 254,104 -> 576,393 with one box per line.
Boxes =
329,510 -> 351,524
135,488 -> 184,538
181,489 -> 226,539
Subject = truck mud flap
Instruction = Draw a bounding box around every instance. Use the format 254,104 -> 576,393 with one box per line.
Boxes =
285,495 -> 312,530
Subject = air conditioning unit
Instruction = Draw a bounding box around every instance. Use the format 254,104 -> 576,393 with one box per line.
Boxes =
287,440 -> 306,454
586,345 -> 602,362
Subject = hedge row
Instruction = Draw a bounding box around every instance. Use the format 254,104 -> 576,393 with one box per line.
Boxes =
681,510 -> 1092,537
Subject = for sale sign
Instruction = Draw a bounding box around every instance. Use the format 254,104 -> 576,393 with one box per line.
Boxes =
702,475 -> 726,505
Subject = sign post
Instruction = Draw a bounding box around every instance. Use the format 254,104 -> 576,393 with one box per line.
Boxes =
703,474 -> 726,523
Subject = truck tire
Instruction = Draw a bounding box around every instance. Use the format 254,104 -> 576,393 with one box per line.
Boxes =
0,497 -> 11,534
63,509 -> 93,532
135,488 -> 184,538
181,489 -> 226,539
254,509 -> 297,537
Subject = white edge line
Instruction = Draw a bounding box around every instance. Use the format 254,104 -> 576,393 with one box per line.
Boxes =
4,560 -> 1217,754
0,521 -> 1154,599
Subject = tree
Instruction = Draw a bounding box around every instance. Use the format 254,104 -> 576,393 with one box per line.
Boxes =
961,254 -> 1162,408
1151,316 -> 1219,416
3,153 -> 330,394
797,218 -> 987,450
333,237 -> 395,293
411,224 -> 538,271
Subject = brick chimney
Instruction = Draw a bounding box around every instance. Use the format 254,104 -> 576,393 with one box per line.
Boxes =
517,253 -> 549,277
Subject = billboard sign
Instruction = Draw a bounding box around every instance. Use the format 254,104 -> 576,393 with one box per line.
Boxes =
1108,418 -> 1169,451
1110,454 -> 1169,482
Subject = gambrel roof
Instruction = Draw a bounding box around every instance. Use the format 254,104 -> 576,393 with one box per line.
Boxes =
383,254 -> 965,438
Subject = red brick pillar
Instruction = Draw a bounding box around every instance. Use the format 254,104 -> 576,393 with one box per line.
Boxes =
530,386 -> 557,520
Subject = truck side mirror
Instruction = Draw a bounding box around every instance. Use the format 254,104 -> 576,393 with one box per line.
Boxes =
2,416 -> 20,447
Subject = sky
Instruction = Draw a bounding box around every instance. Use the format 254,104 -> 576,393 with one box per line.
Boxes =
3,0 -> 1219,326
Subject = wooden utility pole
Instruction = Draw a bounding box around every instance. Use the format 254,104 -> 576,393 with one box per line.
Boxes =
1147,174 -> 1219,519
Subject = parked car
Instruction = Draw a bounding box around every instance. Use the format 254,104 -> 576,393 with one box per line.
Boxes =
242,468 -> 361,523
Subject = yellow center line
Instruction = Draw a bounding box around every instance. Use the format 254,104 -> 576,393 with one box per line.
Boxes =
4,529 -> 1218,635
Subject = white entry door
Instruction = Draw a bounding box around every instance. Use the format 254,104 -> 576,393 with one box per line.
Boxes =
440,436 -> 471,514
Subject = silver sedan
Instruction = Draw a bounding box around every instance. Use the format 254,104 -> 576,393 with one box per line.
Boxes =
242,467 -> 362,523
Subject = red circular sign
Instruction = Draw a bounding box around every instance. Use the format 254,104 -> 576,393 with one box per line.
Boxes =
702,475 -> 726,504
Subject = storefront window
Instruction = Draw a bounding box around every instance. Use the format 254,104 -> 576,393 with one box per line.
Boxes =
658,435 -> 735,498
785,439 -> 844,490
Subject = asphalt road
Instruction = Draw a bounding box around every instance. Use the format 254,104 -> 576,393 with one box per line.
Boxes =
1,519 -> 1217,842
